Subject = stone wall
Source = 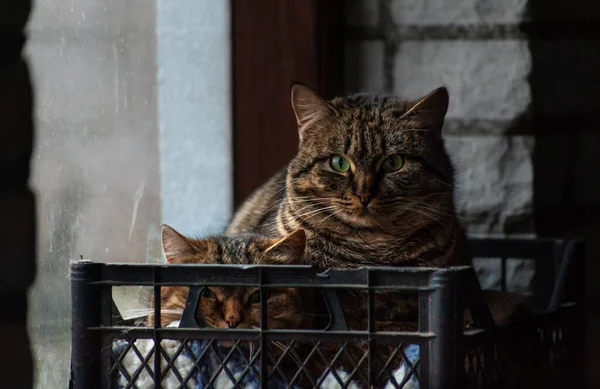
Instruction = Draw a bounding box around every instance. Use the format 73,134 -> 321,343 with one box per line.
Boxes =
345,2 -> 600,383
345,0 -> 535,234
345,0 -> 600,236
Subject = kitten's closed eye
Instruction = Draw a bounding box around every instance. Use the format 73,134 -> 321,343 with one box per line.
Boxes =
247,290 -> 270,305
152,226 -> 315,331
200,287 -> 216,299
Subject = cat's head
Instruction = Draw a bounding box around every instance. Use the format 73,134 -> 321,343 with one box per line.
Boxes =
155,225 -> 316,330
287,84 -> 455,232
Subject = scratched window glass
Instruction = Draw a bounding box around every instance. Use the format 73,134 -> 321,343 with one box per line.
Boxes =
25,1 -> 231,388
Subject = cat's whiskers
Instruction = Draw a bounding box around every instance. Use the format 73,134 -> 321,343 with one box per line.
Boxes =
395,198 -> 447,209
293,206 -> 338,221
404,201 -> 455,220
377,191 -> 453,204
395,203 -> 446,226
269,204 -> 337,226
315,208 -> 346,229
432,178 -> 453,188
262,196 -> 305,213
264,177 -> 304,201
378,197 -> 455,220
400,200 -> 449,216
291,201 -> 336,211
291,202 -> 332,216
124,308 -> 184,317
400,128 -> 431,133
264,196 -> 330,214
284,196 -> 334,207
370,215 -> 386,231
256,205 -> 336,233
261,201 -> 322,225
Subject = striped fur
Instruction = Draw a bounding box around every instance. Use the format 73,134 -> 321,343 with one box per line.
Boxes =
148,226 -> 315,329
150,226 -> 423,385
227,84 -> 471,270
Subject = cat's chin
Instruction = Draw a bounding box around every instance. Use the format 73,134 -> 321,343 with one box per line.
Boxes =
336,209 -> 381,229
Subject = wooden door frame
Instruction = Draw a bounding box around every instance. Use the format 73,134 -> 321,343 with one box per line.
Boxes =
231,0 -> 344,207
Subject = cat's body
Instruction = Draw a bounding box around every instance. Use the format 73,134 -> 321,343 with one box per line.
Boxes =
227,85 -> 471,270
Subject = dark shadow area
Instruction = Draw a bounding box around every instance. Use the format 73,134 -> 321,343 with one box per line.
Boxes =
526,1 -> 600,387
0,2 -> 36,388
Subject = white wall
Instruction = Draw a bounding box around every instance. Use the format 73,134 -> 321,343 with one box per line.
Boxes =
157,0 -> 233,238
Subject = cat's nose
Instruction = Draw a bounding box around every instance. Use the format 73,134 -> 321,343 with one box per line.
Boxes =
355,193 -> 371,206
225,316 -> 240,328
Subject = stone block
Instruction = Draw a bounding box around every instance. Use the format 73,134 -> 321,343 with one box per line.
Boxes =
391,0 -> 528,25
345,40 -> 386,93
472,257 -> 536,295
394,41 -> 531,126
444,135 -> 534,233
344,0 -> 379,27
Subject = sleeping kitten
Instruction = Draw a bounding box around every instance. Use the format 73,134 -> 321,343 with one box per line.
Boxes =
149,226 -> 330,385
227,84 -> 470,270
148,225 -> 317,330
150,225 -> 417,387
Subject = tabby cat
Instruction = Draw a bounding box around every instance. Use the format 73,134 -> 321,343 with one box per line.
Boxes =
148,225 -> 318,329
227,84 -> 471,270
150,225 -> 330,386
151,225 -> 418,387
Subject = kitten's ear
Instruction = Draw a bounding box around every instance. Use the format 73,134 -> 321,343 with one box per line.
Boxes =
265,229 -> 306,264
161,224 -> 194,264
401,87 -> 449,134
291,83 -> 336,141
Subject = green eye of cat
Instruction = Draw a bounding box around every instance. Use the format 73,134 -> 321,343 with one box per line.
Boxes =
380,154 -> 405,173
330,155 -> 351,173
200,288 -> 216,299
248,290 -> 269,304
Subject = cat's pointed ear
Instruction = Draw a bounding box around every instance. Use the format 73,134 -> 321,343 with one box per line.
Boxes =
161,224 -> 194,264
400,87 -> 449,134
265,229 -> 306,264
291,83 -> 336,141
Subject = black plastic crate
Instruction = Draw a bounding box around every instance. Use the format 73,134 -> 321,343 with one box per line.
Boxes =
68,237 -> 585,389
